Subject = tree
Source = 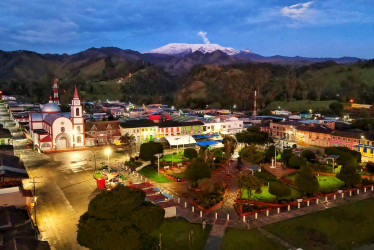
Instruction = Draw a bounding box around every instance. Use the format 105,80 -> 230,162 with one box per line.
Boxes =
329,102 -> 344,116
77,186 -> 164,250
281,149 -> 293,166
119,133 -> 136,157
366,162 -> 374,177
236,126 -> 270,145
184,158 -> 211,187
237,174 -> 262,204
264,145 -> 276,163
184,148 -> 198,160
337,164 -> 362,188
295,165 -> 319,196
269,182 -> 291,203
223,135 -> 237,165
240,144 -> 265,164
301,150 -> 316,162
139,142 -> 163,163
288,156 -> 307,169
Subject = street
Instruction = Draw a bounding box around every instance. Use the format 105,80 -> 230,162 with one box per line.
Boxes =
20,148 -> 126,250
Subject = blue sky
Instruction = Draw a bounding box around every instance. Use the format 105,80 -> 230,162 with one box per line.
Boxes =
0,0 -> 373,58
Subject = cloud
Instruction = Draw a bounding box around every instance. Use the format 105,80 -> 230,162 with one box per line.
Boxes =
281,1 -> 314,20
197,31 -> 210,44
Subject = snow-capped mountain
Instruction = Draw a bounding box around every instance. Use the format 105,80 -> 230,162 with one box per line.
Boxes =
145,43 -> 239,56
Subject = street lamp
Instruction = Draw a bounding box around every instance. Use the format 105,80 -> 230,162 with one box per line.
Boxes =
155,153 -> 163,176
105,148 -> 112,167
175,137 -> 180,154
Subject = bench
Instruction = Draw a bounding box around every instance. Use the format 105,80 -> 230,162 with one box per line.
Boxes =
164,166 -> 170,170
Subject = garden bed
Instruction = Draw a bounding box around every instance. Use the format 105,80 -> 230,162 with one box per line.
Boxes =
125,160 -> 143,170
159,166 -> 187,182
189,186 -> 229,213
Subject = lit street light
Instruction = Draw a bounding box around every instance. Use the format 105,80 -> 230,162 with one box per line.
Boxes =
105,148 -> 112,167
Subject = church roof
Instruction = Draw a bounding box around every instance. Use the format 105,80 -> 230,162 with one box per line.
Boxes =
41,103 -> 61,113
44,113 -> 71,125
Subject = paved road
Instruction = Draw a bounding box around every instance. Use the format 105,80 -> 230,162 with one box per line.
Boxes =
20,148 -> 126,250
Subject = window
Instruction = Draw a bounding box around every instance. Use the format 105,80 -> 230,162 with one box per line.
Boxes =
348,139 -> 351,142
343,138 -> 346,141
61,127 -> 65,133
76,108 -> 80,116
338,137 -> 340,140
333,136 -> 336,139
77,136 -> 81,143
354,140 -> 357,142
77,126 -> 81,133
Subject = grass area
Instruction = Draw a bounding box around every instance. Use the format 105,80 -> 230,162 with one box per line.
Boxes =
287,174 -> 345,193
264,198 -> 374,249
138,165 -> 172,183
222,227 -> 285,250
151,217 -> 211,250
240,185 -> 301,203
161,153 -> 187,163
81,79 -> 125,100
264,100 -> 337,112
317,175 -> 345,193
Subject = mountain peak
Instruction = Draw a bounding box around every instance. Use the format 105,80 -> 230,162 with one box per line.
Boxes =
145,43 -> 239,56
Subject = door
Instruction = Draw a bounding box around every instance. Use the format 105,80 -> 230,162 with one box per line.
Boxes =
56,136 -> 68,149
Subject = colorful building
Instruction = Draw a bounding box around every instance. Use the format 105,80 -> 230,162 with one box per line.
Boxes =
331,130 -> 363,150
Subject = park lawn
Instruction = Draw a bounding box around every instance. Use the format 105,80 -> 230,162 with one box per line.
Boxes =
240,185 -> 301,203
138,165 -> 172,183
222,227 -> 285,250
264,198 -> 374,249
151,217 -> 211,250
317,175 -> 345,193
264,100 -> 337,112
287,174 -> 345,193
160,154 -> 187,163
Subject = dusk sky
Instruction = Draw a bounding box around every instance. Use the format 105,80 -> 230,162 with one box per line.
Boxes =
1,0 -> 373,58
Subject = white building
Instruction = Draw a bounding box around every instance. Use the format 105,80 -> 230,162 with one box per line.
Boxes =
28,87 -> 85,152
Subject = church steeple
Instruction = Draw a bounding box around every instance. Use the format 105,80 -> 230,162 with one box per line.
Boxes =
73,86 -> 79,99
53,77 -> 60,104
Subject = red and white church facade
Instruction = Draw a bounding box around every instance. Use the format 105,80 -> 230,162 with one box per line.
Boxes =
29,81 -> 85,152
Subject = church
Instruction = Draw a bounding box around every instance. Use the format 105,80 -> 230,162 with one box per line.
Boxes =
29,79 -> 85,152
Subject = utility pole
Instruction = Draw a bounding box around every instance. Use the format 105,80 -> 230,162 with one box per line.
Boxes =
29,177 -> 41,226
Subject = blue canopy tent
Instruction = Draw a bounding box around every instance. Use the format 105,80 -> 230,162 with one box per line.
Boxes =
196,140 -> 218,147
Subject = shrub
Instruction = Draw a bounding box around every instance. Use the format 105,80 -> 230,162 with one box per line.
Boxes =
365,162 -> 374,176
269,182 -> 291,203
288,156 -> 307,169
295,165 -> 319,196
139,142 -> 163,163
337,164 -> 362,188
310,163 -> 330,172
281,149 -> 293,166
325,147 -> 361,163
362,178 -> 374,186
301,150 -> 316,161
184,148 -> 198,160
184,158 -> 211,187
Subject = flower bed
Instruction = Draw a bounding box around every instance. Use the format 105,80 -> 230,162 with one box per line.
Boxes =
160,166 -> 187,182
189,186 -> 229,213
125,160 -> 143,170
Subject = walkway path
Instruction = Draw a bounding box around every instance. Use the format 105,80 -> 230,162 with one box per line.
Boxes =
204,220 -> 227,250
256,227 -> 296,249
